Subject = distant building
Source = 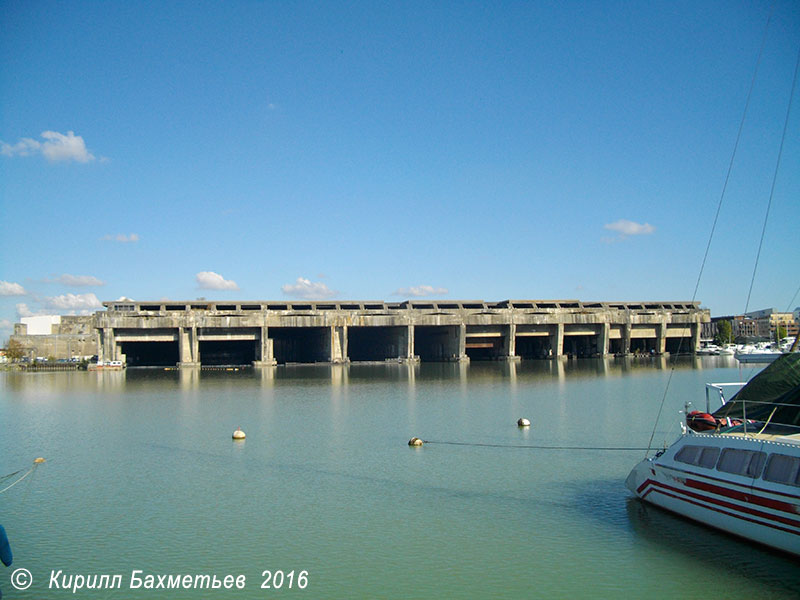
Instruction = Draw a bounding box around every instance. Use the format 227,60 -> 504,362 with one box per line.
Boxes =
743,308 -> 799,340
10,315 -> 96,360
703,315 -> 736,341
702,309 -> 797,343
733,315 -> 760,339
18,315 -> 62,335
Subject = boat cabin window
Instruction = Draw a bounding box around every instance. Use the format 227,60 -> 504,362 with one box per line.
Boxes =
716,448 -> 766,478
674,445 -> 720,469
762,454 -> 800,487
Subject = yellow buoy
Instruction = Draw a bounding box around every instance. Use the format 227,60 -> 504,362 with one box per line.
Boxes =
232,427 -> 246,440
408,437 -> 424,447
517,418 -> 531,427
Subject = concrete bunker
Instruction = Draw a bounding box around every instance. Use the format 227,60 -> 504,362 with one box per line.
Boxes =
563,326 -> 602,358
270,327 -> 330,364
414,326 -> 461,361
465,327 -> 506,361
664,324 -> 694,354
630,325 -> 658,354
515,336 -> 552,359
665,336 -> 692,353
198,340 -> 256,366
348,326 -> 407,362
120,341 -> 179,367
515,325 -> 553,359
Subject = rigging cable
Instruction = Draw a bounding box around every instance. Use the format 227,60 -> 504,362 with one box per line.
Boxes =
645,7 -> 776,456
744,41 -> 800,315
786,283 -> 800,313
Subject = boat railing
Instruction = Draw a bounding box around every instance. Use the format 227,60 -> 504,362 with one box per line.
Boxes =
721,398 -> 800,437
704,382 -> 746,413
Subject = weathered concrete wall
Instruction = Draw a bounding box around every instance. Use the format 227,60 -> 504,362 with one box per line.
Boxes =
9,316 -> 97,360
96,299 -> 709,367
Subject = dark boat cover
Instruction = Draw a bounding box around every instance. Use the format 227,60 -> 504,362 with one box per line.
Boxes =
713,353 -> 800,427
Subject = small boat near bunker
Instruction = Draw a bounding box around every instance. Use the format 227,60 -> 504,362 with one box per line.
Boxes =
87,360 -> 125,371
626,353 -> 800,557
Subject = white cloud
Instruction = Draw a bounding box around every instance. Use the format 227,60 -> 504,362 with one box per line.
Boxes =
40,131 -> 95,162
102,233 -> 139,243
603,219 -> 655,238
281,277 -> 337,300
393,285 -> 449,297
1,130 -> 96,163
196,271 -> 239,290
16,303 -> 36,318
44,293 -> 102,311
57,274 -> 105,287
0,137 -> 41,157
0,281 -> 27,296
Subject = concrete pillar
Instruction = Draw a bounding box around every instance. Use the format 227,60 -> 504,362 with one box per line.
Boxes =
330,326 -> 347,363
457,324 -> 469,362
504,323 -> 520,360
102,328 -> 116,361
179,327 -> 199,367
622,324 -> 632,355
549,323 -> 564,358
691,321 -> 701,354
656,319 -> 667,355
598,323 -> 610,357
405,325 -> 417,361
96,329 -> 105,362
254,326 -> 276,367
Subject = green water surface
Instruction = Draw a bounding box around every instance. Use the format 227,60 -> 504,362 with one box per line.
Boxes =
1,357 -> 798,599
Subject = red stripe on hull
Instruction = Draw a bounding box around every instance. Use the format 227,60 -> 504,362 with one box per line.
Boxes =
638,478 -> 800,536
660,463 -> 800,502
684,478 -> 799,516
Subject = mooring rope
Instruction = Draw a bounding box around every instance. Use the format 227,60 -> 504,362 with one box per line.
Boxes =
0,459 -> 46,495
0,469 -> 24,483
422,440 -> 652,451
0,465 -> 37,495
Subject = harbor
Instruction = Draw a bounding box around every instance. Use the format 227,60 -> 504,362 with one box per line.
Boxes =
2,358 -> 799,599
1,2 -> 799,598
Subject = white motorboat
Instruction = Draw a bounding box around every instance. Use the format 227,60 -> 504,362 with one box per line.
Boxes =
697,343 -> 722,356
626,354 -> 800,557
735,344 -> 784,363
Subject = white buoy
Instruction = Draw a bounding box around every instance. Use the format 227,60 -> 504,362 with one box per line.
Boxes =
232,427 -> 246,440
408,437 -> 424,447
517,418 -> 531,427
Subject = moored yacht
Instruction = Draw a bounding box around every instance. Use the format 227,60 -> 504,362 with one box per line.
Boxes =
735,343 -> 785,363
626,353 -> 800,556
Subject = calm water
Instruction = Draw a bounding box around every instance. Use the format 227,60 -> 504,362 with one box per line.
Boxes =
1,357 -> 798,599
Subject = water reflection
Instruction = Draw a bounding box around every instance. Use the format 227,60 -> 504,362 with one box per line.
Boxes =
1,355 -> 749,395
624,497 -> 800,591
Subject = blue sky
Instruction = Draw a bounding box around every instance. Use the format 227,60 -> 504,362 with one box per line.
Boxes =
1,0 -> 798,342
